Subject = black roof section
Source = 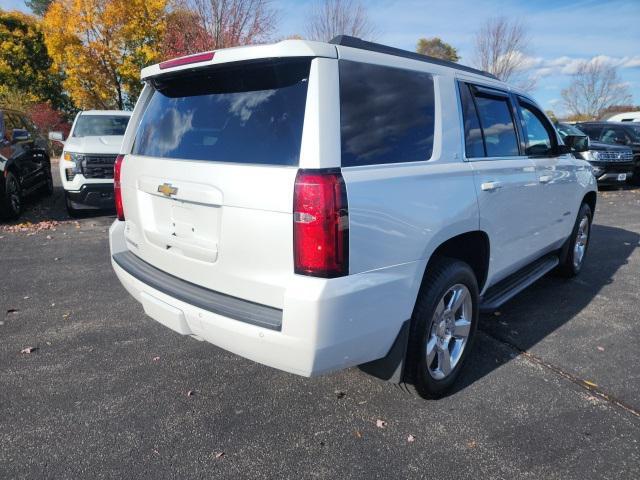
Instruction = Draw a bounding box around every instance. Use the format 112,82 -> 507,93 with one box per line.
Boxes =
329,35 -> 499,80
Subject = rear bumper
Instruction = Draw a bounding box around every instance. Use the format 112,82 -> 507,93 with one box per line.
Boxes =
109,220 -> 420,377
66,183 -> 115,210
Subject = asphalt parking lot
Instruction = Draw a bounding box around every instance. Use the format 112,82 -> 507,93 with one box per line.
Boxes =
1,169 -> 639,479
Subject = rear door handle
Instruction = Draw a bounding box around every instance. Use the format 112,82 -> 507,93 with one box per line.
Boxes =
480,181 -> 502,191
539,175 -> 552,184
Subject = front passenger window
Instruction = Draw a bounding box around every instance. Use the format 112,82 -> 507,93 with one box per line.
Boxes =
518,102 -> 554,156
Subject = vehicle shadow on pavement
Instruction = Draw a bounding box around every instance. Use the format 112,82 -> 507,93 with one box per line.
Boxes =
450,223 -> 639,396
0,184 -> 114,226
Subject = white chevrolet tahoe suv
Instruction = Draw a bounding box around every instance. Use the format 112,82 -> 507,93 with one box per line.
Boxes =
60,110 -> 131,216
109,36 -> 596,398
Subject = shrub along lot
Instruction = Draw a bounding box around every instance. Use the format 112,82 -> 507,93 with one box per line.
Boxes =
0,171 -> 639,479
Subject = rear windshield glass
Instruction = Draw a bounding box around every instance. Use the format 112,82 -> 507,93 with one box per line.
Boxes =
132,59 -> 311,165
73,115 -> 130,137
339,61 -> 435,167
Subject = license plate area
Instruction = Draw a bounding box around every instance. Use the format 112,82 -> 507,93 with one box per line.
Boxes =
137,183 -> 222,264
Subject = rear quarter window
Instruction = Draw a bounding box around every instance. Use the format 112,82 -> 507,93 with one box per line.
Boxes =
339,61 -> 435,167
132,59 -> 311,166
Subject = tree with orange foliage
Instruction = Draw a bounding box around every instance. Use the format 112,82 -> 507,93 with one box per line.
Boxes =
43,0 -> 167,110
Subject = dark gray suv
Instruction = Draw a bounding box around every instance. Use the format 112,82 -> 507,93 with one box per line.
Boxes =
0,108 -> 53,220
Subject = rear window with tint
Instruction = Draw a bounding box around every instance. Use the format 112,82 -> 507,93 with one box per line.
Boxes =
339,61 -> 435,167
132,59 -> 311,165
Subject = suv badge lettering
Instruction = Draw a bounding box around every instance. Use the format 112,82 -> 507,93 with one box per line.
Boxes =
157,183 -> 178,197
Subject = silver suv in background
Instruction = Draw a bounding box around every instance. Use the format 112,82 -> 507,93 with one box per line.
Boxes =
109,37 -> 596,398
59,110 -> 131,216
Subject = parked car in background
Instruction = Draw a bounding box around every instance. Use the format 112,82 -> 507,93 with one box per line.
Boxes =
556,122 -> 634,186
109,36 -> 596,399
0,107 -> 53,220
606,111 -> 640,123
576,121 -> 640,185
59,110 -> 132,216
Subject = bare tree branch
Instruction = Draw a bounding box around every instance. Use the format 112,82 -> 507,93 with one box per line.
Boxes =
473,16 -> 535,91
561,59 -> 632,119
178,0 -> 278,49
305,0 -> 376,42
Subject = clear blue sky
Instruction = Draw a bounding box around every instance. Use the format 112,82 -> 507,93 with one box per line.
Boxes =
4,0 -> 639,114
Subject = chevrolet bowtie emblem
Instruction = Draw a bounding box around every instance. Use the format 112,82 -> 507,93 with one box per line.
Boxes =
157,183 -> 178,197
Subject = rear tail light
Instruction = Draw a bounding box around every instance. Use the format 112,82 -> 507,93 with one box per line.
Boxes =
293,169 -> 348,278
114,154 -> 125,221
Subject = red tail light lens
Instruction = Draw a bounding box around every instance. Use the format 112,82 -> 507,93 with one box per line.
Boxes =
114,154 -> 125,221
293,169 -> 348,278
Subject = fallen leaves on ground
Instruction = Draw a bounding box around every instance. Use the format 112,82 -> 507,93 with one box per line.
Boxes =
186,390 -> 195,397
152,356 -> 160,362
375,419 -> 387,429
353,430 -> 362,439
6,308 -> 19,315
1,220 -> 60,234
584,380 -> 598,388
467,440 -> 477,449
596,346 -> 605,352
335,390 -> 346,399
407,434 -> 416,443
20,346 -> 37,354
213,451 -> 225,459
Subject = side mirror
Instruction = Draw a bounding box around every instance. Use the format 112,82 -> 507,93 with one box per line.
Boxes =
563,134 -> 589,153
12,128 -> 30,142
49,131 -> 65,142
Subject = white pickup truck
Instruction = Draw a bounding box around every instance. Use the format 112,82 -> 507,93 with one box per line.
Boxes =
109,37 -> 596,398
59,110 -> 131,216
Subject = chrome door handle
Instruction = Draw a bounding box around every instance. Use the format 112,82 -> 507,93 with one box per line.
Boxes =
539,175 -> 552,184
480,181 -> 502,191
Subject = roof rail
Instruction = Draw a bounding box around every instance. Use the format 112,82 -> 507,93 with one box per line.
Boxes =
329,35 -> 499,80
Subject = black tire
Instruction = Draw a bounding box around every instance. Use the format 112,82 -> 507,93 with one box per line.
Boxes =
65,193 -> 80,218
40,164 -> 54,196
0,172 -> 22,221
401,257 -> 479,399
557,203 -> 592,277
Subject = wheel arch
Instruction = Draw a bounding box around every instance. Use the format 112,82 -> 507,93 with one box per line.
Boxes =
582,191 -> 596,218
359,230 -> 490,384
423,230 -> 490,293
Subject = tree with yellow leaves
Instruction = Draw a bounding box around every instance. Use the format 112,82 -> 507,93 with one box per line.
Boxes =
43,0 -> 167,110
0,10 -> 69,112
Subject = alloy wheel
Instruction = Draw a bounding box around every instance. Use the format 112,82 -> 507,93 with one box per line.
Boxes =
573,216 -> 589,269
7,176 -> 20,214
426,284 -> 473,380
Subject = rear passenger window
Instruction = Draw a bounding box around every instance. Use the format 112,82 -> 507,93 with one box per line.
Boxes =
459,83 -> 485,158
474,95 -> 519,157
459,83 -> 520,158
339,61 -> 435,167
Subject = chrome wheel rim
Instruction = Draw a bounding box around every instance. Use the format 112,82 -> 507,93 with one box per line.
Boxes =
7,177 -> 20,213
426,284 -> 473,380
573,216 -> 589,269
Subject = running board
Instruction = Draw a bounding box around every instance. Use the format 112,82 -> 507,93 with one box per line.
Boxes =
479,254 -> 559,313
